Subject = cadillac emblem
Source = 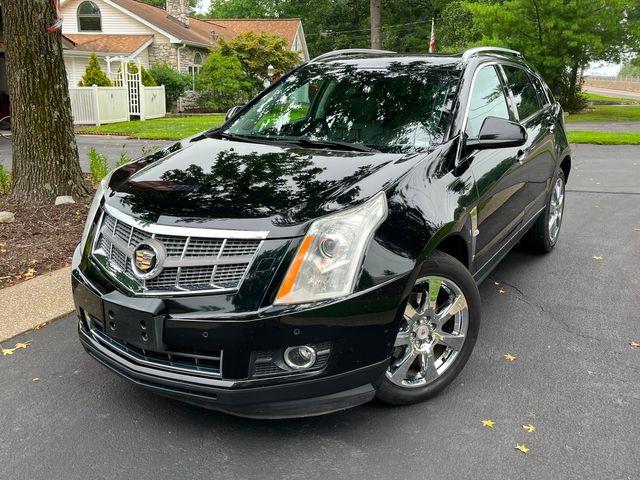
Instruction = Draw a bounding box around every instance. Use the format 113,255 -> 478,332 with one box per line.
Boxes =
131,239 -> 165,279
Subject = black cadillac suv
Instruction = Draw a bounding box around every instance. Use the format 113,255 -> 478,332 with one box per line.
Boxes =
72,47 -> 571,418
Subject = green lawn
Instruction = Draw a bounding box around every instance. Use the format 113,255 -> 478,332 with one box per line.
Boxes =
79,115 -> 226,140
567,131 -> 640,145
566,104 -> 640,123
584,92 -> 639,104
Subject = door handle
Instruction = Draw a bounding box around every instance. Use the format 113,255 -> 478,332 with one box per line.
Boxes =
516,149 -> 525,164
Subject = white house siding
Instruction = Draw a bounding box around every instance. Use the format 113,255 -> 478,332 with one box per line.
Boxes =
64,48 -> 151,87
65,55 -> 111,86
61,0 -> 161,38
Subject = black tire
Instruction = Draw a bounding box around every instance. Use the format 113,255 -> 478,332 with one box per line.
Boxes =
376,251 -> 481,405
522,169 -> 566,253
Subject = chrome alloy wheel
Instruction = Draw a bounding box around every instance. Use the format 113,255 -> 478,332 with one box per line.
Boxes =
386,276 -> 469,388
548,177 -> 565,243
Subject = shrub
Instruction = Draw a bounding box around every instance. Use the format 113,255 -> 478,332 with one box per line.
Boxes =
148,63 -> 191,109
219,32 -> 301,92
0,164 -> 11,195
122,62 -> 157,87
116,150 -> 131,167
88,146 -> 109,184
196,49 -> 252,112
78,53 -> 112,87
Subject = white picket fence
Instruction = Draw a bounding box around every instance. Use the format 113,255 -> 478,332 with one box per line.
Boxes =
69,84 -> 166,125
143,86 -> 166,120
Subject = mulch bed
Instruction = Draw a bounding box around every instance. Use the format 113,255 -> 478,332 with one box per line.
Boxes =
0,191 -> 94,289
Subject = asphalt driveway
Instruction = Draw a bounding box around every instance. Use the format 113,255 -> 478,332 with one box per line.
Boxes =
0,135 -> 171,172
1,144 -> 639,480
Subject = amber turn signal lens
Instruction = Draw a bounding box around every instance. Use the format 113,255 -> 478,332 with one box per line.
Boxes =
275,235 -> 314,303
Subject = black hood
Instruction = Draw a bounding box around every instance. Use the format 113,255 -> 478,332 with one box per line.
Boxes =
105,136 -> 427,238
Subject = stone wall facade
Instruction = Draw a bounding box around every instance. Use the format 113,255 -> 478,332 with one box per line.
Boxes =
148,43 -> 178,68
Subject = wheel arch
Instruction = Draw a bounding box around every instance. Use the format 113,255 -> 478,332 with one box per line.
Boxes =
435,233 -> 471,271
560,155 -> 571,182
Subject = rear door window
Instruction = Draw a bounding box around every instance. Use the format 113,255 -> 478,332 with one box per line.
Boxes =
501,66 -> 542,120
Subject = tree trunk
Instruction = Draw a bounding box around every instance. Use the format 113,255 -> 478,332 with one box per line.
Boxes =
370,0 -> 382,49
4,0 -> 88,202
567,60 -> 581,109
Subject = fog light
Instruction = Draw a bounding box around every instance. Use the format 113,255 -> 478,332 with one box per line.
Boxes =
284,345 -> 317,370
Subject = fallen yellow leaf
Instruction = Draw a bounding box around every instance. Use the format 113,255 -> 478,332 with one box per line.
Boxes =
592,256 -> 603,260
2,340 -> 31,356
481,419 -> 495,428
515,444 -> 530,454
494,281 -> 500,286
33,322 -> 49,331
14,341 -> 31,350
32,378 -> 39,382
587,370 -> 593,375
23,268 -> 37,279
498,288 -> 506,294
629,341 -> 640,349
504,353 -> 517,361
522,424 -> 536,433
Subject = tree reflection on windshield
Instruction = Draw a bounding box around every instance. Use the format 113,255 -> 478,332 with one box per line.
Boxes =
225,62 -> 459,153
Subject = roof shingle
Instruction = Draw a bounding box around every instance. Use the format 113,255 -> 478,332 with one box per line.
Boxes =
65,34 -> 153,54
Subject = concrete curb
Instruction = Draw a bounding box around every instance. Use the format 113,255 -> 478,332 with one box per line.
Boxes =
0,267 -> 73,342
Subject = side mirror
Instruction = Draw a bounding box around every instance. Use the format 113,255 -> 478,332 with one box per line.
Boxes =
225,105 -> 244,122
465,116 -> 527,151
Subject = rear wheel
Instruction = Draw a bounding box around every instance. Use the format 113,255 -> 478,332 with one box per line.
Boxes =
522,170 -> 565,253
377,251 -> 480,405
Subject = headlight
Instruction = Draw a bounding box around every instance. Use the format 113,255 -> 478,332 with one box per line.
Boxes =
275,192 -> 388,305
78,173 -> 111,252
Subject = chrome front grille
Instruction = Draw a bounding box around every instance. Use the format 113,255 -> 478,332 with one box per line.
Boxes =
91,206 -> 267,295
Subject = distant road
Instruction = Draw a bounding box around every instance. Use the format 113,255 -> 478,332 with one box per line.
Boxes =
583,86 -> 640,100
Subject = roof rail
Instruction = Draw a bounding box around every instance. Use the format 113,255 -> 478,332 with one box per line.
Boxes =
462,47 -> 523,61
311,48 -> 396,63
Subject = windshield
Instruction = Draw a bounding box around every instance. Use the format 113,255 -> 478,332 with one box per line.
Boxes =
224,63 -> 460,153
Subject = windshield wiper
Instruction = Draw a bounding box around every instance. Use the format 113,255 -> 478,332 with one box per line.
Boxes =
287,137 -> 379,153
214,131 -> 265,144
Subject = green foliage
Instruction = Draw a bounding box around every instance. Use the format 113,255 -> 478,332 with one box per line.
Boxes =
88,146 -> 109,184
118,63 -> 157,87
148,63 -> 191,108
206,0 -> 452,56
567,131 -> 640,145
196,49 -> 253,111
565,104 -> 640,123
219,32 -> 302,90
117,151 -> 132,167
79,115 -> 226,140
78,53 -> 112,87
619,60 -> 640,78
0,164 -> 11,195
463,0 -> 639,111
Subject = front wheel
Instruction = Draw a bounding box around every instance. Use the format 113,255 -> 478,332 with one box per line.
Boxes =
376,251 -> 481,405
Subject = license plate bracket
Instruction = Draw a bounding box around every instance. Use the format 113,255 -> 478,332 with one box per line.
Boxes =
101,291 -> 165,351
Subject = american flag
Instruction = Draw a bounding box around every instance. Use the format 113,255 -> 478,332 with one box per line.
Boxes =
428,18 -> 436,53
47,0 -> 64,33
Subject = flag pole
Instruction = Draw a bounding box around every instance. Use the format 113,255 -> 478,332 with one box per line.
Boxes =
429,17 -> 436,53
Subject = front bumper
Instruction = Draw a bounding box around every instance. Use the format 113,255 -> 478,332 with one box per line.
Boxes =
72,268 -> 408,418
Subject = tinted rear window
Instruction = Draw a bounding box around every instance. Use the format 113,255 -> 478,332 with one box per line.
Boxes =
502,66 -> 542,120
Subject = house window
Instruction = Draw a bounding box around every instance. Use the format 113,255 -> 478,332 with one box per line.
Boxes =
77,1 -> 102,32
188,52 -> 204,90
